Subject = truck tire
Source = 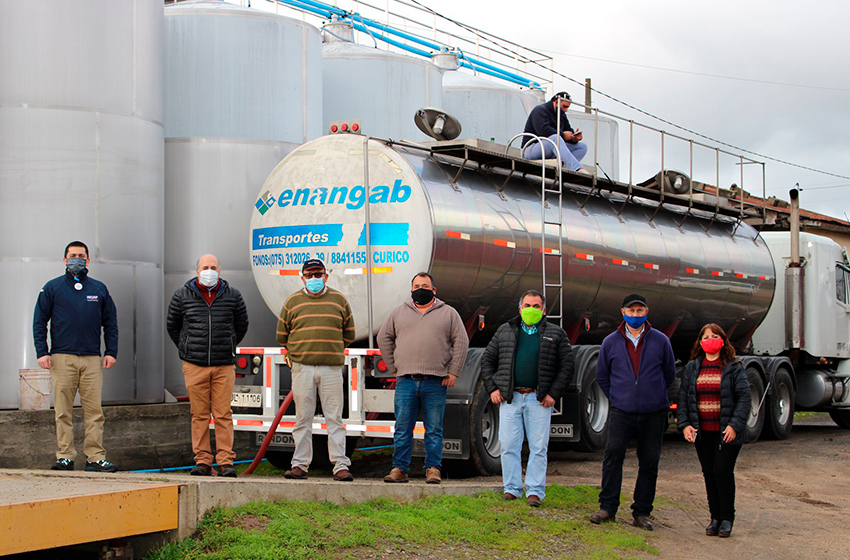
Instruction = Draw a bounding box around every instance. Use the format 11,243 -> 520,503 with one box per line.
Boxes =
572,353 -> 609,452
765,368 -> 795,440
310,435 -> 359,469
263,449 -> 294,470
745,367 -> 766,443
468,378 -> 502,475
828,409 -> 850,429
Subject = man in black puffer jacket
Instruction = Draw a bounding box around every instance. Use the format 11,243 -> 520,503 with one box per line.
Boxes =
167,254 -> 249,478
481,290 -> 574,507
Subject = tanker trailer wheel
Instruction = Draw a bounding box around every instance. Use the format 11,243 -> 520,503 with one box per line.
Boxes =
765,368 -> 795,439
828,409 -> 850,429
264,449 -> 294,470
745,367 -> 766,443
467,378 -> 502,475
310,435 -> 359,469
572,353 -> 609,452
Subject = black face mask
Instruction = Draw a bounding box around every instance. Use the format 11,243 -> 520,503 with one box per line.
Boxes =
411,288 -> 435,306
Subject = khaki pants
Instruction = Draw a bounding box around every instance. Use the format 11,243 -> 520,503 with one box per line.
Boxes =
50,354 -> 106,462
183,362 -> 236,466
291,362 -> 351,474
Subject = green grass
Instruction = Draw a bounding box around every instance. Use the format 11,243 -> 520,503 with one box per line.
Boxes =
144,485 -> 655,560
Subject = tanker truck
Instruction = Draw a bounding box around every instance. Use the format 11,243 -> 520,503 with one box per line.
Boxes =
230,131 -> 850,475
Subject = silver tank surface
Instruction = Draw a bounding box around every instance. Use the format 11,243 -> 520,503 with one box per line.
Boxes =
250,135 -> 775,355
0,0 -> 164,409
322,41 -> 443,141
163,1 -> 323,396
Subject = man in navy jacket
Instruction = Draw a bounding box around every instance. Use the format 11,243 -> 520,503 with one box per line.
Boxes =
521,91 -> 588,172
590,294 -> 675,531
33,241 -> 119,472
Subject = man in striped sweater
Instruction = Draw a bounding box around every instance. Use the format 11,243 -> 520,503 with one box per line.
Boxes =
276,259 -> 355,481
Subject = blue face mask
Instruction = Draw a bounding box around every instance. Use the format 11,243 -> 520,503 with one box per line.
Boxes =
623,314 -> 647,329
305,277 -> 325,294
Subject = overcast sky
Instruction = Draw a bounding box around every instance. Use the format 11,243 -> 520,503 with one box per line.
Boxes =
254,0 -> 850,219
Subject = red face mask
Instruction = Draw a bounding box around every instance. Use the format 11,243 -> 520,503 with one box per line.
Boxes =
700,338 -> 724,355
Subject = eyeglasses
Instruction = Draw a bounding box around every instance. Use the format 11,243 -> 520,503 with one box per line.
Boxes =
302,271 -> 325,279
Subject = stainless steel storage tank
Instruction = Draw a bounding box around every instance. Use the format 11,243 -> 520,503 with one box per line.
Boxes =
250,134 -> 774,356
163,1 -> 323,396
322,34 -> 443,141
0,0 -> 165,409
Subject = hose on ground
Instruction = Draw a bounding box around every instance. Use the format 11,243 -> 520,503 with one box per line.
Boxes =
243,389 -> 294,475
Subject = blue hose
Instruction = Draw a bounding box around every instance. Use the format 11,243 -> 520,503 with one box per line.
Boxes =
126,458 -> 265,474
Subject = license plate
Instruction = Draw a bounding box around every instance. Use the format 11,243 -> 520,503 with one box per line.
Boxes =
231,391 -> 262,408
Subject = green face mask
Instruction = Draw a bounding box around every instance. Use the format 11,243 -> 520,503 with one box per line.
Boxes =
520,306 -> 543,326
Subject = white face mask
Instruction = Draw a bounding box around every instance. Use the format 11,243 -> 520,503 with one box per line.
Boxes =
199,269 -> 219,287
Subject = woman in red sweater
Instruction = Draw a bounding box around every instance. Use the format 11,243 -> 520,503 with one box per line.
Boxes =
677,324 -> 751,538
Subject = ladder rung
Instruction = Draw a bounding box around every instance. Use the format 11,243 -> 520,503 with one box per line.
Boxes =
544,284 -> 563,288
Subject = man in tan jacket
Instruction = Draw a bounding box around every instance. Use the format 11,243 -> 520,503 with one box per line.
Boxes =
378,272 -> 469,484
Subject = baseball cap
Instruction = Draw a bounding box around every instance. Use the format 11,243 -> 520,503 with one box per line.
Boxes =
301,259 -> 326,273
622,293 -> 647,308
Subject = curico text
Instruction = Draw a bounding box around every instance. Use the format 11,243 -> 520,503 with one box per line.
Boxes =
276,179 -> 411,211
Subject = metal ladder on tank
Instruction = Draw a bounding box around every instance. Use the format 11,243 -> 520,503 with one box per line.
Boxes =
505,131 -> 565,328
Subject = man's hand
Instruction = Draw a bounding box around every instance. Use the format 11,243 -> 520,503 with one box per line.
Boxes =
103,355 -> 117,369
683,425 -> 698,443
722,426 -> 736,443
490,389 -> 504,404
541,394 -> 556,407
37,355 -> 51,370
442,373 -> 458,388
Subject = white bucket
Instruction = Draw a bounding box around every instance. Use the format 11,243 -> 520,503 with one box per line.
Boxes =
19,369 -> 52,411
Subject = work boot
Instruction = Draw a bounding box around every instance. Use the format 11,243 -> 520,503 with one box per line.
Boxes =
190,463 -> 212,476
718,520 -> 734,538
383,468 -> 409,483
633,516 -> 653,531
51,458 -> 74,471
705,519 -> 720,536
590,510 -> 615,524
284,466 -> 308,480
502,492 -> 518,501
218,465 -> 237,478
526,495 -> 542,508
333,469 -> 354,481
85,459 -> 118,473
425,467 -> 441,484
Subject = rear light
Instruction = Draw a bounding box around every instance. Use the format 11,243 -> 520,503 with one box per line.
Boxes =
328,120 -> 362,135
351,123 -> 359,132
376,359 -> 388,372
237,357 -> 248,369
330,124 -> 338,132
341,123 -> 348,131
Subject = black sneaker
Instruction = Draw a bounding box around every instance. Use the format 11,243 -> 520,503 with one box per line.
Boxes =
218,465 -> 237,478
51,458 -> 74,471
191,463 -> 212,476
85,459 -> 118,473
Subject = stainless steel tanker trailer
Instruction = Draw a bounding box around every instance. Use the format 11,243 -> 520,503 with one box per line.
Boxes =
231,132 -> 850,474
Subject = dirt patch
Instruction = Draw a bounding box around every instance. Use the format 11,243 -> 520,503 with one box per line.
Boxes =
234,513 -> 270,532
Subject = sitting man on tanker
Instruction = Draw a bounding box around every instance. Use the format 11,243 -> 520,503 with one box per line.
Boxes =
522,91 -> 588,172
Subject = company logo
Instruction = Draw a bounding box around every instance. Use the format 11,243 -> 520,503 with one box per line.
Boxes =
255,191 -> 277,215
86,295 -> 99,302
256,180 -> 411,214
252,224 -> 344,250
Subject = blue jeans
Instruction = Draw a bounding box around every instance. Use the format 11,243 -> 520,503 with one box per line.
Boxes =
392,376 -> 447,472
523,133 -> 587,171
499,391 -> 553,499
599,408 -> 667,518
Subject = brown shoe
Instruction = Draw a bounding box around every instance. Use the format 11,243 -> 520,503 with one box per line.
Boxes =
526,495 -> 542,508
502,492 -> 518,501
633,516 -> 653,531
284,466 -> 308,480
425,467 -> 441,484
383,468 -> 409,483
590,510 -> 615,524
333,468 -> 354,481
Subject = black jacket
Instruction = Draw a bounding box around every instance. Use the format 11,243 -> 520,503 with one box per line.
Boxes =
522,101 -> 574,147
33,269 -> 118,358
480,317 -> 575,403
166,278 -> 249,367
677,357 -> 752,445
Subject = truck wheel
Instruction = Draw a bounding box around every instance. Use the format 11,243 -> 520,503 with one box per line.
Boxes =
311,435 -> 359,469
572,354 -> 609,452
264,449 -> 293,470
745,367 -> 766,443
765,369 -> 795,440
468,379 -> 502,475
828,409 -> 850,429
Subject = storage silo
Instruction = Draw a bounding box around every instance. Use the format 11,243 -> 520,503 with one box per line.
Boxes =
322,26 -> 443,141
0,0 -> 165,408
163,1 -> 323,396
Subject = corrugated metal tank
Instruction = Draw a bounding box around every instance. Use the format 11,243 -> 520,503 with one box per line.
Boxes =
322,36 -> 443,141
0,0 -> 165,409
163,1 -> 323,396
250,135 -> 775,356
